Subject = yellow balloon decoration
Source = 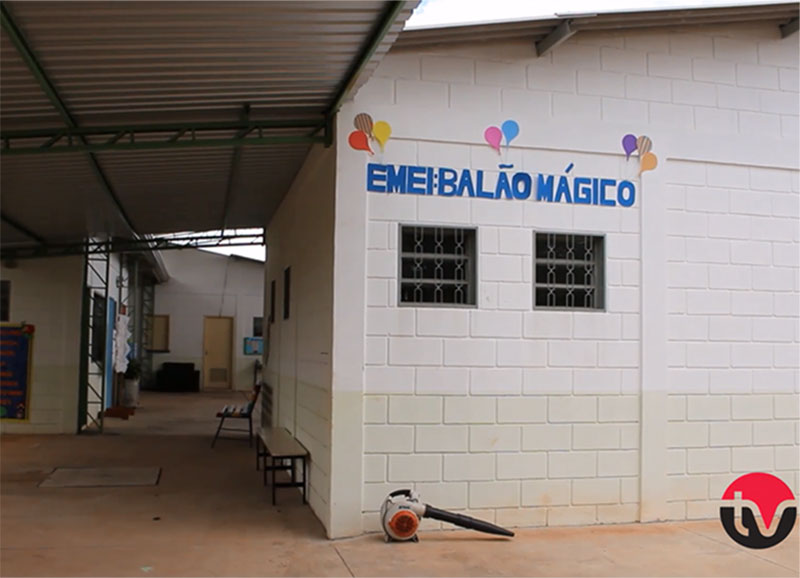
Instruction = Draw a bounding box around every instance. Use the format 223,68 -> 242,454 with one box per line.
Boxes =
372,121 -> 392,152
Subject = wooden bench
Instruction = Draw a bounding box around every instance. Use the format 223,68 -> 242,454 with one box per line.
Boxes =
256,427 -> 308,505
211,385 -> 260,448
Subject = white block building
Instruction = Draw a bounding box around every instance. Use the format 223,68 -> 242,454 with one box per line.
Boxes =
264,11 -> 799,538
1,1 -> 796,544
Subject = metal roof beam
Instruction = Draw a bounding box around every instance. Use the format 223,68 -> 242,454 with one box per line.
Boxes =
1,3 -> 137,235
1,212 -> 46,245
221,104 -> 251,231
325,1 -> 406,121
1,119 -> 325,140
1,134 -> 325,156
1,119 -> 328,155
535,19 -> 577,57
781,17 -> 798,37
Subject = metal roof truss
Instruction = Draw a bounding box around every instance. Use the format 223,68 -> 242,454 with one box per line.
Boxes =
1,119 -> 329,155
2,231 -> 265,260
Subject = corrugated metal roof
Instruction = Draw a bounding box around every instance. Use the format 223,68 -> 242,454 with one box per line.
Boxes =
1,1 -> 416,247
394,3 -> 799,49
3,1 -> 410,125
0,32 -> 62,128
2,153 -> 131,242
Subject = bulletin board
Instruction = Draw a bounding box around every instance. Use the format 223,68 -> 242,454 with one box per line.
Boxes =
0,323 -> 34,421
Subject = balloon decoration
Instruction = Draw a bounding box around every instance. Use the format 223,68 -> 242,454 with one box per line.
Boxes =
621,133 -> 658,175
348,130 -> 373,155
354,113 -> 373,135
639,151 -> 658,174
621,134 -> 637,160
484,126 -> 503,153
500,120 -> 519,151
484,120 -> 519,154
349,112 -> 392,155
636,135 -> 652,156
373,121 -> 392,153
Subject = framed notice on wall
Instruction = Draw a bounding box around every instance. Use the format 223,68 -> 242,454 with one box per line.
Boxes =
0,323 -> 34,421
243,337 -> 263,356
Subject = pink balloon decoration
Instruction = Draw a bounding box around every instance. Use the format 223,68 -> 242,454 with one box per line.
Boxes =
484,126 -> 502,154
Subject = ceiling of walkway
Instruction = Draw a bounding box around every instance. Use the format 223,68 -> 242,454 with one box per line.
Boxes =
0,1 -> 416,249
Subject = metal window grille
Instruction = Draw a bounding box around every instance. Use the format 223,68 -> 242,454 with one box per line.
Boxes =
534,233 -> 604,310
399,226 -> 476,306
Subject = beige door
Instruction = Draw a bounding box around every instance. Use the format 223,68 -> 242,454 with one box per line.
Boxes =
203,316 -> 233,389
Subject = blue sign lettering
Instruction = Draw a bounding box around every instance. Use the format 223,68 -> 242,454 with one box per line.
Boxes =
407,166 -> 426,195
367,163 -> 387,193
365,163 -> 638,208
386,165 -> 407,193
438,168 -> 458,196
537,175 -> 554,202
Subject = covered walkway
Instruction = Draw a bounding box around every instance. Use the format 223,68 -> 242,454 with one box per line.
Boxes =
1,391 -> 798,577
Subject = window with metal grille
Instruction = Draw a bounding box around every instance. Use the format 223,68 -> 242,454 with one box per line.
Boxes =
534,233 -> 604,310
399,225 -> 476,306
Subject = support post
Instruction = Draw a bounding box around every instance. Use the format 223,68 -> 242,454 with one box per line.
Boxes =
221,104 -> 251,230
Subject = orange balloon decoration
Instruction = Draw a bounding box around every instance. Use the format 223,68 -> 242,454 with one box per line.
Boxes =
639,152 -> 658,175
348,130 -> 373,154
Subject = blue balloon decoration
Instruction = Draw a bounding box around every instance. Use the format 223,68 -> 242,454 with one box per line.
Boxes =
501,120 -> 520,147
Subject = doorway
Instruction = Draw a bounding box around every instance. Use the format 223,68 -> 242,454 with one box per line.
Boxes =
203,316 -> 233,389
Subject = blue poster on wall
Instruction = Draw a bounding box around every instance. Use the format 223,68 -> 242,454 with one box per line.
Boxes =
243,337 -> 263,356
0,323 -> 34,421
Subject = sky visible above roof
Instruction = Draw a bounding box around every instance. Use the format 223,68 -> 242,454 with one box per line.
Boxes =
406,0 -> 782,28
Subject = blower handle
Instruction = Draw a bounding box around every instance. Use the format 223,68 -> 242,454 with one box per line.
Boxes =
388,489 -> 413,498
423,505 -> 515,537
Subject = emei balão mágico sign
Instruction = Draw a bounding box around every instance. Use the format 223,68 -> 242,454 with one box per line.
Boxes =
366,163 -> 638,208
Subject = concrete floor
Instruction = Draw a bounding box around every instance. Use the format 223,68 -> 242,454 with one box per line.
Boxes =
1,391 -> 797,577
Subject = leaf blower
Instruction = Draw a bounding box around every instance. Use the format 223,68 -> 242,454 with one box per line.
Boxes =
380,489 -> 515,542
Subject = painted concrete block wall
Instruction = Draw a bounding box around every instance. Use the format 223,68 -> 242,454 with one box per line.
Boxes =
345,22 -> 799,532
265,144 -> 335,532
153,249 -> 263,391
0,257 -> 83,434
665,170 -> 799,517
